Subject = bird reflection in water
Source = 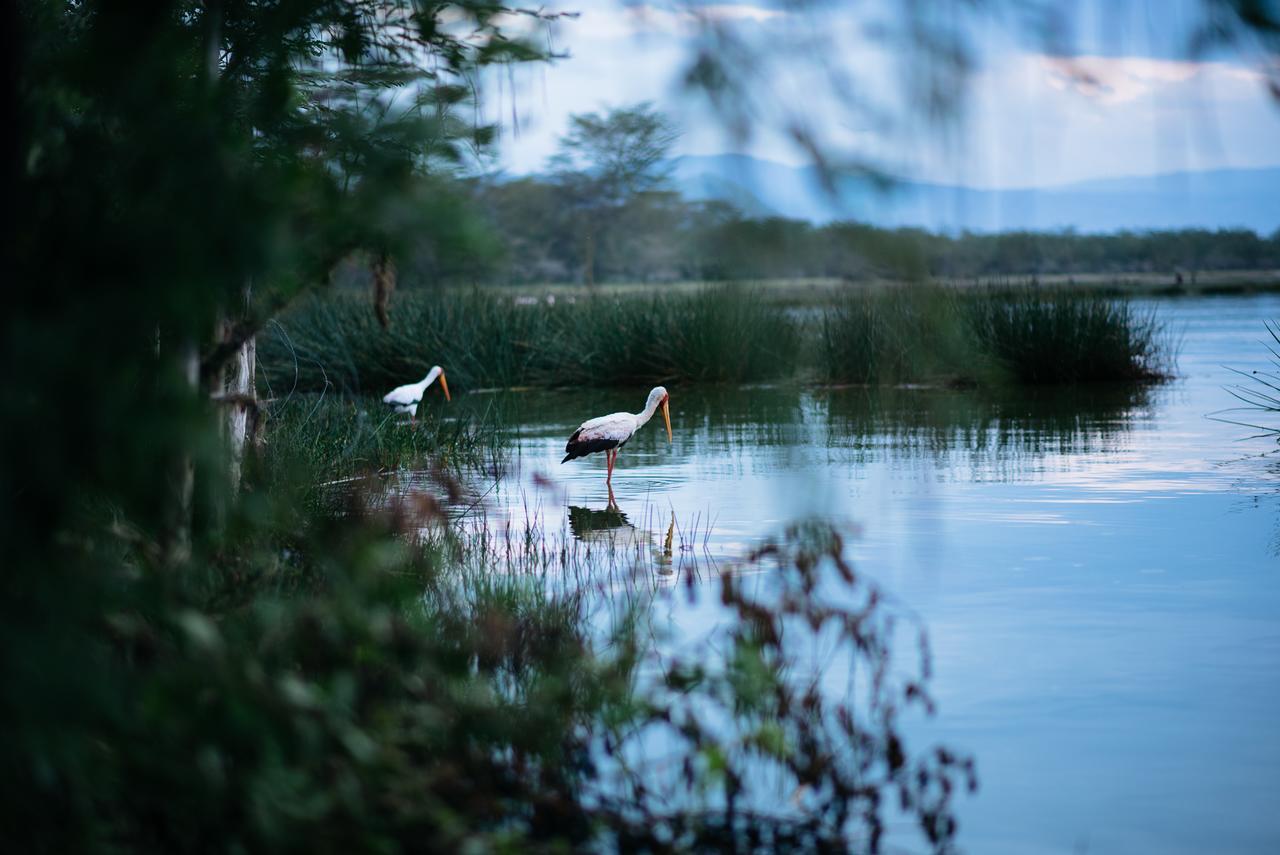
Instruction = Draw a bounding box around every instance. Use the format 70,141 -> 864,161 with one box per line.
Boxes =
568,502 -> 633,538
567,503 -> 678,580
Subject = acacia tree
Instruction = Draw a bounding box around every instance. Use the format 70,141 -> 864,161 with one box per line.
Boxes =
550,102 -> 679,285
11,0 -> 559,558
6,2 -> 561,838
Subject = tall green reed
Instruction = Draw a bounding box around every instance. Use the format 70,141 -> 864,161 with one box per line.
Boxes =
249,393 -> 503,513
964,289 -> 1171,383
820,286 -> 1171,385
259,286 -> 800,393
261,285 -> 1173,393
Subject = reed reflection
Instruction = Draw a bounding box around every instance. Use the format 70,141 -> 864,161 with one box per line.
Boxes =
822,384 -> 1155,478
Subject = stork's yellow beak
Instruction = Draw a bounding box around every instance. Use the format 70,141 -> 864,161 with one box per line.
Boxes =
661,396 -> 672,444
439,371 -> 451,402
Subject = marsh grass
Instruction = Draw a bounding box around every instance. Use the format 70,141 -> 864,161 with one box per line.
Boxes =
249,393 -> 503,513
820,286 -> 1171,386
819,287 -> 989,385
259,285 -> 800,393
964,289 -> 1172,384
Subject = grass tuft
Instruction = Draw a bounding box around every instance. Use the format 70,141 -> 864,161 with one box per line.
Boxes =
964,289 -> 1171,384
820,286 -> 1171,386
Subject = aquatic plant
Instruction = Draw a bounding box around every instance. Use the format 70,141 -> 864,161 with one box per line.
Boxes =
544,284 -> 801,386
248,393 -> 504,513
819,287 -> 983,385
1218,320 -> 1280,439
819,286 -> 1171,385
964,288 -> 1171,384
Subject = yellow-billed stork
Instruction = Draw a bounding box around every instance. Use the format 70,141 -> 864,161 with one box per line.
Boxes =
383,366 -> 450,420
562,386 -> 671,487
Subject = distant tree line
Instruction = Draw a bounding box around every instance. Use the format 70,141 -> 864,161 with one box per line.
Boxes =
386,104 -> 1280,287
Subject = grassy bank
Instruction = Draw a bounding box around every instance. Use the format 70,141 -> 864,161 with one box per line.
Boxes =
462,269 -> 1280,307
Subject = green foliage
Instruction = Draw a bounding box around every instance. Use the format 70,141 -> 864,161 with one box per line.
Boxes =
467,166 -> 1280,285
551,102 -> 680,206
820,287 -> 985,385
267,286 -> 1169,392
251,394 -> 504,513
5,452 -> 977,852
820,287 -> 1171,385
548,102 -> 681,285
259,286 -> 801,392
964,289 -> 1172,384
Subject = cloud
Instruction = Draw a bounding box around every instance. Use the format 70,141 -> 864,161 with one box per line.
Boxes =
1040,54 -> 1263,105
565,2 -> 786,40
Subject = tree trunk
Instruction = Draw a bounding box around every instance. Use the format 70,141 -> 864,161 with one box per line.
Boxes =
161,339 -> 198,568
219,283 -> 257,492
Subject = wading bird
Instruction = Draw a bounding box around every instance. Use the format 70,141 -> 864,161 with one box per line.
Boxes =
562,386 -> 672,489
383,366 -> 450,420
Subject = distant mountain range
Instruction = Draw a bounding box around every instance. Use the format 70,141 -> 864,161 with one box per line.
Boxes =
669,154 -> 1280,234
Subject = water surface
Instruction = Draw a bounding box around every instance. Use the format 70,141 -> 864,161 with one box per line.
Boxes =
443,295 -> 1280,853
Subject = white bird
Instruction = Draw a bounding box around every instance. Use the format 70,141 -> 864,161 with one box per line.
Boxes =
383,366 -> 451,420
562,386 -> 672,489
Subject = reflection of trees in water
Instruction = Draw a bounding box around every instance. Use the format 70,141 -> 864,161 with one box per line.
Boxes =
822,384 -> 1156,478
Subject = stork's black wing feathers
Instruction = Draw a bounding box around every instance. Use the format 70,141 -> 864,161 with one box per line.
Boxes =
562,427 -> 620,463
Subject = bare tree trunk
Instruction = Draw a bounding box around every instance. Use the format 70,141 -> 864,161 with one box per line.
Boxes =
218,282 -> 257,492
162,339 -> 198,567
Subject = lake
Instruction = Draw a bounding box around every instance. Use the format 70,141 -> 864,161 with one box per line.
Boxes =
419,294 -> 1280,854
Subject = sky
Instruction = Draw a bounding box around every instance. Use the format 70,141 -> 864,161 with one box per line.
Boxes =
477,0 -> 1280,189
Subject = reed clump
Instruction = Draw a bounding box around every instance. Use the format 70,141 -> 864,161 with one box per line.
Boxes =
819,286 -> 1171,386
963,289 -> 1171,383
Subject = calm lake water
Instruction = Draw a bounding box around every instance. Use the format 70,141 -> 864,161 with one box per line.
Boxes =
423,294 -> 1280,853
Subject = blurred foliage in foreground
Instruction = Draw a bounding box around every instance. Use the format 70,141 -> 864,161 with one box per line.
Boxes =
3,2 -> 972,851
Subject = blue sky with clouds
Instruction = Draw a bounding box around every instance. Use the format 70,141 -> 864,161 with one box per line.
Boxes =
479,1 -> 1280,189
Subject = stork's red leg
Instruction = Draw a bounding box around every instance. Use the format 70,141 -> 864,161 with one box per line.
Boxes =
606,448 -> 615,485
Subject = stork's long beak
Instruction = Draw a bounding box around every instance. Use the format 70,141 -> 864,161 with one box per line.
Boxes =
439,370 -> 451,402
661,397 -> 672,444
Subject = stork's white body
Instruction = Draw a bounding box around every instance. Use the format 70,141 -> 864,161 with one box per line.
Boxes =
562,386 -> 671,489
383,366 -> 448,418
